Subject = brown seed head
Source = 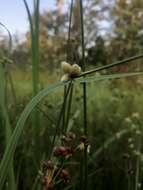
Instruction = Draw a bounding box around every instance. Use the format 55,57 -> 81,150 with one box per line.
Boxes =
53,146 -> 73,157
80,135 -> 89,145
59,169 -> 70,183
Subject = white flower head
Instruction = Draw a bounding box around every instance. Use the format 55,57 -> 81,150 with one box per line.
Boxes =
135,130 -> 141,135
71,64 -> 81,77
132,112 -> 140,120
61,61 -> 82,82
61,74 -> 70,82
61,61 -> 72,74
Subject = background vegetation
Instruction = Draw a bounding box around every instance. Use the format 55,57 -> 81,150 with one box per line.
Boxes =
0,0 -> 143,190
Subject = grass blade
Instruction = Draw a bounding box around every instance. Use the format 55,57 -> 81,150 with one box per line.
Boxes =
0,63 -> 16,190
0,81 -> 69,189
79,0 -> 88,189
23,0 -> 40,161
0,23 -> 15,190
79,54 -> 143,77
89,128 -> 134,164
76,71 -> 143,83
0,22 -> 12,52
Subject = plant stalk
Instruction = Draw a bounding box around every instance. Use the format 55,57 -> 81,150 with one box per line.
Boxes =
79,54 -> 143,77
79,0 -> 88,190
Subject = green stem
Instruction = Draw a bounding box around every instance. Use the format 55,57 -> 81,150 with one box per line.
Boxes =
65,83 -> 74,133
79,54 -> 143,78
0,63 -> 16,190
135,127 -> 142,190
67,0 -> 74,61
0,23 -> 15,189
50,82 -> 72,158
62,86 -> 67,134
63,0 -> 74,136
23,0 -> 40,161
7,71 -> 17,108
36,106 -> 56,125
0,22 -> 12,51
79,1 -> 88,190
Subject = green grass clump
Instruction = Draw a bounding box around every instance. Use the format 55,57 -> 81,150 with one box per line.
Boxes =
0,0 -> 143,189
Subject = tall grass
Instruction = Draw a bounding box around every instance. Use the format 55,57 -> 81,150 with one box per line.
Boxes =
0,62 -> 16,190
0,0 -> 143,189
0,23 -> 16,190
0,81 -> 66,189
23,0 -> 40,161
0,71 -> 143,189
79,0 -> 88,189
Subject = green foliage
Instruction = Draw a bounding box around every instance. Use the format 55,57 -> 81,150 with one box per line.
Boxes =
109,0 -> 143,60
0,23 -> 16,190
0,0 -> 143,190
1,71 -> 143,189
0,81 -> 66,189
87,36 -> 107,66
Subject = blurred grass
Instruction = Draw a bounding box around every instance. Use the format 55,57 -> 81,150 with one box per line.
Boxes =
1,68 -> 143,189
1,0 -> 143,189
10,69 -> 60,96
10,69 -> 143,137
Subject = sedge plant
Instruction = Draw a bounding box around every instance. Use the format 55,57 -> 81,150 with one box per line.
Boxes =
0,23 -> 16,190
1,0 -> 143,189
23,0 -> 41,162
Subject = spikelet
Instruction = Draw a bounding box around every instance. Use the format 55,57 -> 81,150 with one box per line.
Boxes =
71,64 -> 81,77
61,61 -> 72,74
61,74 -> 70,82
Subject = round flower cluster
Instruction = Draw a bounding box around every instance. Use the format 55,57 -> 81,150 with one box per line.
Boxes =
39,132 -> 90,189
61,61 -> 82,82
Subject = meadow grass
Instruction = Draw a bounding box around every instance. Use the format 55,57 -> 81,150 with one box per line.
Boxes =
1,67 -> 143,189
10,69 -> 59,96
0,23 -> 16,190
0,0 -> 143,189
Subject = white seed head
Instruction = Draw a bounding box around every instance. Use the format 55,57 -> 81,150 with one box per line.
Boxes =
133,150 -> 141,157
129,143 -> 134,149
125,117 -> 132,124
132,112 -> 140,120
61,74 -> 70,82
128,138 -> 133,143
137,183 -> 141,189
131,124 -> 137,129
71,64 -> 81,77
87,145 -> 91,154
78,142 -> 85,151
116,132 -> 121,139
135,130 -> 141,135
141,155 -> 143,162
61,61 -> 72,73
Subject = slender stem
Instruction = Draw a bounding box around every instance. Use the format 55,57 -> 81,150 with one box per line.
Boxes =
34,0 -> 40,95
50,82 -> 72,158
0,22 -> 12,52
0,22 -> 15,190
65,84 -> 74,133
33,0 -> 40,162
36,106 -> 56,125
80,155 -> 84,190
135,126 -> 142,190
79,1 -> 88,190
9,74 -> 17,102
68,0 -> 73,41
80,0 -> 85,71
0,63 -> 16,190
23,0 -> 40,161
67,0 -> 74,61
62,86 -> 67,133
78,54 -> 143,78
23,0 -> 34,42
63,0 -> 74,135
